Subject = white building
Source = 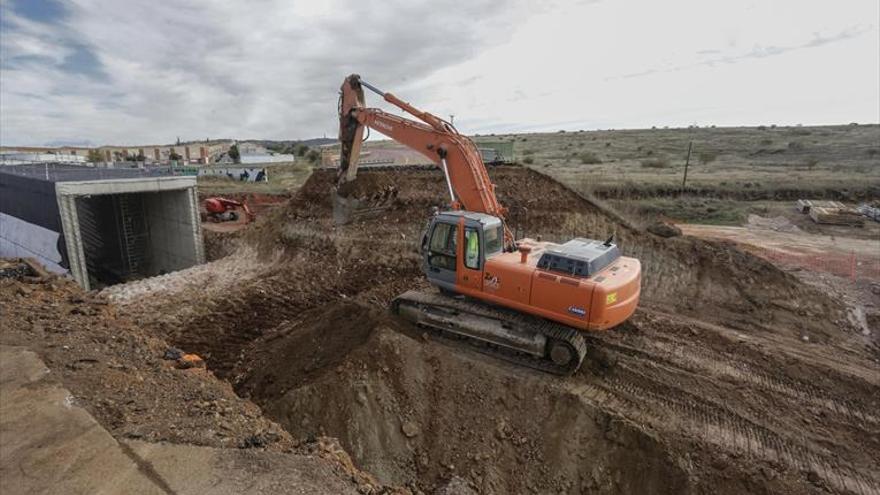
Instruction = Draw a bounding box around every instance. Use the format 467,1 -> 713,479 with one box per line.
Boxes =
0,152 -> 87,165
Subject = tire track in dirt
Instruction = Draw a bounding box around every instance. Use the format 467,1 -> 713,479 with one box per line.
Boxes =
576,317 -> 880,495
594,326 -> 880,427
651,340 -> 880,426
574,371 -> 879,495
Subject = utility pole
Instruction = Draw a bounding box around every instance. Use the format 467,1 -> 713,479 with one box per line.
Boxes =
681,141 -> 693,194
449,114 -> 455,125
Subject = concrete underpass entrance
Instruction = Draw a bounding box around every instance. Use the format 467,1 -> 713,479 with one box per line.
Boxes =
77,193 -> 151,286
0,163 -> 204,290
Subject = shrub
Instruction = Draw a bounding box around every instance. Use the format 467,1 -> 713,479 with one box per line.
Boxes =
305,149 -> 320,163
86,149 -> 103,163
804,158 -> 819,170
641,158 -> 670,168
787,141 -> 804,151
579,152 -> 602,164
228,144 -> 241,163
523,149 -> 535,156
698,151 -> 718,164
523,156 -> 534,164
760,138 -> 773,146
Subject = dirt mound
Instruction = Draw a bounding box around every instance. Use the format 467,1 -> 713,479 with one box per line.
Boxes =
0,276 -> 294,450
232,302 -> 384,396
747,214 -> 803,233
257,166 -> 850,342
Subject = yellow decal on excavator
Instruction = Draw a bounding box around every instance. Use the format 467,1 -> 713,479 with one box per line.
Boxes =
606,292 -> 618,305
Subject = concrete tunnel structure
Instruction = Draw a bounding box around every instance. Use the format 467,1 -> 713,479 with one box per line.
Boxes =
0,163 -> 204,290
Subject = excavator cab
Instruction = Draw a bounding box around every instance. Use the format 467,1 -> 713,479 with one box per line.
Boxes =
421,211 -> 504,293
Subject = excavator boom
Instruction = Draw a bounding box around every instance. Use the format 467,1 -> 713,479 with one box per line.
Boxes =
339,74 -> 513,247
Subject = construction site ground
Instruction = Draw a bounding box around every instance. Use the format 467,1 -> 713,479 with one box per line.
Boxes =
2,163 -> 878,494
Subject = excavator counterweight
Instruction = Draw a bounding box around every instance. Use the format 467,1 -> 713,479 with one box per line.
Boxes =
336,74 -> 641,374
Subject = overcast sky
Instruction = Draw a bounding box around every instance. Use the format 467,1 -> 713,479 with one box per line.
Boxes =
0,0 -> 877,147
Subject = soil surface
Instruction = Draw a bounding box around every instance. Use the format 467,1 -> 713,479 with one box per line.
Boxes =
5,164 -> 878,494
0,275 -> 397,494
104,165 -> 879,494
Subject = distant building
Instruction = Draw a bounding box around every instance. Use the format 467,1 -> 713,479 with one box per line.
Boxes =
0,147 -> 90,165
216,142 -> 294,165
98,141 -> 232,165
239,153 -> 295,164
0,151 -> 87,165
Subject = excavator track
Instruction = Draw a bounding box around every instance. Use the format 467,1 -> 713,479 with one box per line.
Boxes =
392,289 -> 588,376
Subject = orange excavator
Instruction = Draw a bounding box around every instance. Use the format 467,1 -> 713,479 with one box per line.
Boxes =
338,74 -> 641,374
204,197 -> 255,223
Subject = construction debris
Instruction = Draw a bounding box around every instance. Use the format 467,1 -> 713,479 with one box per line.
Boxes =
796,198 -> 865,226
857,203 -> 880,222
795,198 -> 847,213
809,205 -> 865,226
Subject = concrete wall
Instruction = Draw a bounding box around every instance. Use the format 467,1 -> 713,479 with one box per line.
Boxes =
239,154 -> 295,164
143,189 -> 202,275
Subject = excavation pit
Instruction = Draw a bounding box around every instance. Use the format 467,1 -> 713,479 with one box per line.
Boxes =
115,165 -> 879,495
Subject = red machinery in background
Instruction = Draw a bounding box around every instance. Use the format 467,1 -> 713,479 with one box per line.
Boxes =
203,197 -> 255,223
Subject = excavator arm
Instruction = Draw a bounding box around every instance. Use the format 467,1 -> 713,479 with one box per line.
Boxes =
338,74 -> 513,248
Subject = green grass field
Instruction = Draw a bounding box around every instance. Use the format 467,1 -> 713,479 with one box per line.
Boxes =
479,124 -> 878,195
196,161 -> 313,196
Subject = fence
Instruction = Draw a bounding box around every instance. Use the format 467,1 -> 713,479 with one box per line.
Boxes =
476,141 -> 515,164
756,249 -> 880,281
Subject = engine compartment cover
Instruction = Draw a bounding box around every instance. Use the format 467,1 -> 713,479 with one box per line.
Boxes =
536,238 -> 620,277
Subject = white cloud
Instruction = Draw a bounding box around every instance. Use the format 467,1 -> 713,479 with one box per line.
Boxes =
0,0 -> 877,146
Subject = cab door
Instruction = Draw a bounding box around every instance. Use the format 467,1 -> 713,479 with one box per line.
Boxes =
423,219 -> 458,291
456,219 -> 483,292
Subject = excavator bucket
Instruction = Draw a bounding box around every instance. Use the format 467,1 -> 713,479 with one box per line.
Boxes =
332,177 -> 399,225
333,75 -> 367,224
333,74 -> 399,224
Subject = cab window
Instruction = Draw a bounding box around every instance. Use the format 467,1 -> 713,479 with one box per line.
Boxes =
428,222 -> 457,270
485,224 -> 503,256
464,227 -> 480,270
